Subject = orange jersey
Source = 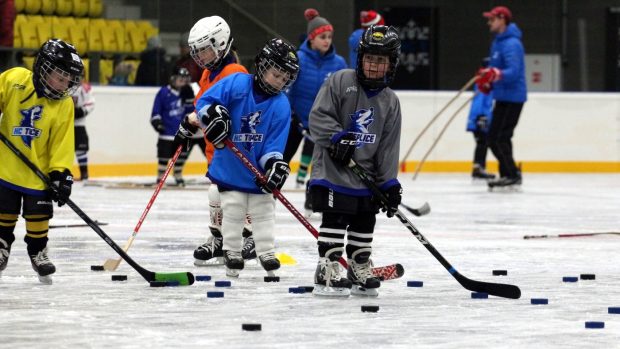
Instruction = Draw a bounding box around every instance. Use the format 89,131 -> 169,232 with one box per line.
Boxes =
195,63 -> 248,163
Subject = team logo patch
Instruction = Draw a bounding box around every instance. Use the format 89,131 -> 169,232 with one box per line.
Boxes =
233,111 -> 263,151
13,105 -> 43,148
348,107 -> 376,147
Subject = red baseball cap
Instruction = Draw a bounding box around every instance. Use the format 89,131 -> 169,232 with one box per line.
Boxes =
483,6 -> 512,22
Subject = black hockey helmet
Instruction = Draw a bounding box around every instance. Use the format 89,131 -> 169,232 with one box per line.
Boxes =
170,66 -> 191,89
171,66 -> 190,78
254,38 -> 300,95
356,25 -> 401,90
33,38 -> 84,100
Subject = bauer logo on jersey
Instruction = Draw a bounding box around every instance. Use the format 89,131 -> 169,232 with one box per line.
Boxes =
13,105 -> 43,147
234,111 -> 264,151
348,107 -> 376,146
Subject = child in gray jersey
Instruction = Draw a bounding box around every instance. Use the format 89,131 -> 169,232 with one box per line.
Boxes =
307,25 -> 403,297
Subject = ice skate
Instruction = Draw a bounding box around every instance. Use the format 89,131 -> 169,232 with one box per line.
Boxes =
0,237 -> 10,278
488,175 -> 522,192
224,250 -> 244,277
472,165 -> 496,180
193,228 -> 224,266
312,257 -> 352,297
241,229 -> 257,260
347,249 -> 380,297
259,252 -> 280,277
29,247 -> 55,285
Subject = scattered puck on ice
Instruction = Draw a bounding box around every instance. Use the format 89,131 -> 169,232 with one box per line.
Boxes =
531,298 -> 549,305
90,265 -> 104,271
361,305 -> 379,313
149,281 -> 168,287
195,275 -> 212,282
585,321 -> 604,329
407,281 -> 423,287
299,286 -> 314,292
111,275 -> 127,281
288,287 -> 306,294
242,323 -> 262,331
214,280 -> 231,287
471,292 -> 488,299
207,291 -> 224,298
562,276 -> 578,283
264,276 -> 280,282
492,270 -> 508,276
166,281 -> 180,287
608,307 -> 620,314
580,274 -> 595,280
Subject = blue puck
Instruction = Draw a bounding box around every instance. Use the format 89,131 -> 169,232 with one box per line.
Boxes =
195,275 -> 212,282
562,276 -> 578,283
608,307 -> 620,314
288,287 -> 306,294
585,321 -> 604,329
531,298 -> 549,305
207,291 -> 224,298
407,281 -> 423,287
299,286 -> 314,292
471,292 -> 488,299
214,280 -> 231,287
166,281 -> 180,287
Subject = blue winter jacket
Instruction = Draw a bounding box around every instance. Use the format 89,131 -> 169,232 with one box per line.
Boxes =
488,23 -> 527,103
348,28 -> 364,69
286,39 -> 347,128
466,84 -> 494,133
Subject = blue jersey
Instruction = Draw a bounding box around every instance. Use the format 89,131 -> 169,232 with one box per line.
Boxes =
466,85 -> 494,133
150,85 -> 193,139
196,73 -> 291,193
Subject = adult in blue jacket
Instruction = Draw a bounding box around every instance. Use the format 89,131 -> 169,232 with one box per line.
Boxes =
477,6 -> 527,189
284,9 -> 347,210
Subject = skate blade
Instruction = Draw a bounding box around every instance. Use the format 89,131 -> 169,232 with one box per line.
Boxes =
194,257 -> 224,266
225,268 -> 241,277
312,284 -> 351,297
38,275 -> 53,285
488,185 -> 522,193
351,285 -> 378,297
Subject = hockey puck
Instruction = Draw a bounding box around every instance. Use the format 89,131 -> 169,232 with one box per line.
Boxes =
407,280 -> 423,287
288,287 -> 306,294
195,275 -> 212,282
608,307 -> 620,314
361,305 -> 379,313
562,276 -> 578,283
242,323 -> 261,331
90,265 -> 104,271
299,286 -> 314,292
492,270 -> 508,276
471,292 -> 488,299
264,276 -> 280,282
214,280 -> 231,287
531,298 -> 549,305
111,275 -> 127,281
585,321 -> 604,329
149,281 -> 167,287
166,281 -> 180,287
580,274 -> 595,280
207,291 -> 224,298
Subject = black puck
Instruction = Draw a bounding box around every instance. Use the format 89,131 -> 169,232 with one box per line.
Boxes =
149,281 -> 167,287
90,265 -> 104,271
111,275 -> 127,281
264,276 -> 280,282
471,292 -> 488,299
361,305 -> 379,313
288,287 -> 305,294
298,286 -> 314,292
580,274 -> 595,280
492,270 -> 508,276
207,291 -> 224,298
242,323 -> 261,331
407,280 -> 423,287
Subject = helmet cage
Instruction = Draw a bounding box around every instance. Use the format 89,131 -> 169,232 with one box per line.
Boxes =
256,58 -> 297,95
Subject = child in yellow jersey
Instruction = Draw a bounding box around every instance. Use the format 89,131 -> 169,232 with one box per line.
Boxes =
0,39 -> 84,284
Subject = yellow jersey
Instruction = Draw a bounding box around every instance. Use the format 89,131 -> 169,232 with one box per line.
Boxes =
0,67 -> 75,195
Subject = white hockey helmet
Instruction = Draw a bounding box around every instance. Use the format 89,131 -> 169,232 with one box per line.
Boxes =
188,16 -> 233,70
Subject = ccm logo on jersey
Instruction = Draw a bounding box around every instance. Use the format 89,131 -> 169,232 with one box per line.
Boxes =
348,107 -> 376,146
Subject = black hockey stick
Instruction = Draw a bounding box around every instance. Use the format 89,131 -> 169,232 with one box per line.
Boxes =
349,160 -> 521,299
49,220 -> 108,229
0,133 -> 194,286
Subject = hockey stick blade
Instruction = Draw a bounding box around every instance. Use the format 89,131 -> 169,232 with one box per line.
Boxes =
372,263 -> 404,281
524,232 -> 620,239
400,202 -> 431,216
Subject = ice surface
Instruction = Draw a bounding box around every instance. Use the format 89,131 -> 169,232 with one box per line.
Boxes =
1,174 -> 618,348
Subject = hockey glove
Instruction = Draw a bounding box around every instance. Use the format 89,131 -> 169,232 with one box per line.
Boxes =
328,132 -> 357,166
200,104 -> 231,149
48,170 -> 73,207
151,118 -> 165,133
380,184 -> 402,218
476,67 -> 501,95
173,115 -> 198,151
179,85 -> 195,107
74,106 -> 86,119
257,158 -> 290,194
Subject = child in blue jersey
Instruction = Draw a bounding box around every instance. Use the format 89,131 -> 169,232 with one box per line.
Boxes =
175,38 -> 300,277
467,58 -> 495,180
150,67 -> 202,186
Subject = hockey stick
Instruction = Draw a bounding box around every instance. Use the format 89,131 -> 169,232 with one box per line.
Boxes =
0,133 -> 194,286
524,232 -> 620,239
223,139 -> 403,280
400,75 -> 477,171
49,220 -> 108,229
349,160 -> 521,299
412,94 -> 475,180
102,145 -> 183,272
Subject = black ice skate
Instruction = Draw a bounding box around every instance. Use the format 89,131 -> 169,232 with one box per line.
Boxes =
241,228 -> 257,260
488,175 -> 522,192
258,252 -> 280,277
223,250 -> 244,277
347,249 -> 380,297
313,257 -> 352,297
0,237 -> 10,277
193,228 -> 224,266
174,176 -> 185,187
472,166 -> 496,180
29,247 -> 55,284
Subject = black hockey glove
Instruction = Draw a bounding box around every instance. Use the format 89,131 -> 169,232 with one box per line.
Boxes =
380,184 -> 402,218
74,106 -> 86,119
179,85 -> 195,107
200,104 -> 231,149
256,158 -> 290,194
173,115 -> 198,151
48,170 -> 73,207
151,118 -> 165,133
328,132 -> 357,166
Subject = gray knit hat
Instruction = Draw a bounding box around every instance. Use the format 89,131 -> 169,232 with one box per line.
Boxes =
304,8 -> 333,39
